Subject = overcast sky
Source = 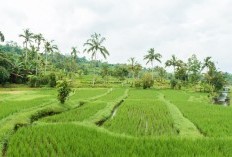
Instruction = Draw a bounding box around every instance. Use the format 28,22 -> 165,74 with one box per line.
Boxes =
1,0 -> 232,72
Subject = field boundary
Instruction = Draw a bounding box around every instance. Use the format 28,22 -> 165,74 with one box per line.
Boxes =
86,89 -> 129,125
159,94 -> 203,138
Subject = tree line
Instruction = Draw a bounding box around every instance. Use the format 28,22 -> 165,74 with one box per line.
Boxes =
0,29 -> 230,92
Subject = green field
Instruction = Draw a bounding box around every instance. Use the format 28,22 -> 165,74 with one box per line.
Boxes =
103,90 -> 177,136
1,87 -> 232,156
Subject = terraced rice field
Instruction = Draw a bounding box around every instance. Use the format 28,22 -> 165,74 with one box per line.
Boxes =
162,90 -> 232,137
6,124 -> 232,157
41,88 -> 126,123
103,90 -> 177,136
1,87 -> 232,156
0,88 -> 109,156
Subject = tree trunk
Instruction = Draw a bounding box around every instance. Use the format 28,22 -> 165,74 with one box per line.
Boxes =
173,66 -> 176,79
92,54 -> 97,86
151,62 -> 154,80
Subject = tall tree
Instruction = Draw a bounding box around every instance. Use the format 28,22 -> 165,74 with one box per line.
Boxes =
71,47 -> 79,61
83,33 -> 109,85
19,29 -> 33,64
70,46 -> 80,77
187,54 -> 201,83
201,57 -> 215,72
175,61 -> 188,82
154,66 -> 167,82
33,33 -> 44,75
134,63 -> 142,79
144,48 -> 162,79
128,57 -> 137,79
201,57 -> 217,86
0,31 -> 5,42
165,55 -> 177,73
44,40 -> 58,75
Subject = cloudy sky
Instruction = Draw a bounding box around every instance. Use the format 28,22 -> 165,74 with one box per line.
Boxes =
1,0 -> 232,72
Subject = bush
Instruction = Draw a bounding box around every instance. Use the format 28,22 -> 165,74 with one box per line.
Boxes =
170,79 -> 177,89
28,74 -> 55,88
49,73 -> 57,87
39,75 -> 50,85
57,80 -> 71,104
170,79 -> 182,90
28,75 -> 39,87
134,79 -> 142,88
142,73 -> 154,89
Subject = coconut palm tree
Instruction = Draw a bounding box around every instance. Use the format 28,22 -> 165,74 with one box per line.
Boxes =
71,46 -> 80,61
165,55 -> 178,75
0,31 -> 5,42
70,46 -> 80,75
144,48 -> 162,79
33,33 -> 44,52
33,33 -> 45,75
83,33 -> 109,85
19,29 -> 33,63
201,57 -> 216,84
201,57 -> 215,72
44,40 -> 58,74
84,33 -> 109,61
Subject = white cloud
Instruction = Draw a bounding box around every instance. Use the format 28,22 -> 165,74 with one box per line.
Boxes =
0,0 -> 232,72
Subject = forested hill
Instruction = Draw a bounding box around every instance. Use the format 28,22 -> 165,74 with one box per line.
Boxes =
0,43 -> 132,85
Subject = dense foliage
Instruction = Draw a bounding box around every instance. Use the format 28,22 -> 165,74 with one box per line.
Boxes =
57,80 -> 71,104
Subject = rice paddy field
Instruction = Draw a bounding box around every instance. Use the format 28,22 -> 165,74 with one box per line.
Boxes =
1,87 -> 232,156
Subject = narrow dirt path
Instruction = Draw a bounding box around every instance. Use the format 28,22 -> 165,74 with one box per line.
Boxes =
159,94 -> 203,138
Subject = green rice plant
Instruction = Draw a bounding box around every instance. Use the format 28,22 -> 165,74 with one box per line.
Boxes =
6,123 -> 232,157
127,89 -> 159,100
103,99 -> 177,136
97,88 -> 127,102
86,89 -> 128,124
0,88 -> 109,154
0,103 -> 66,156
69,88 -> 108,102
162,90 -> 232,137
172,100 -> 232,137
0,89 -> 58,121
41,101 -> 108,123
41,89 -> 127,123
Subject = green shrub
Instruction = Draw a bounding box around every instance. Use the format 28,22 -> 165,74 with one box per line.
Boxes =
170,79 -> 182,90
170,79 -> 177,89
28,75 -> 39,87
134,79 -> 142,88
57,80 -> 71,104
39,75 -> 50,85
142,73 -> 154,89
49,73 -> 57,87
